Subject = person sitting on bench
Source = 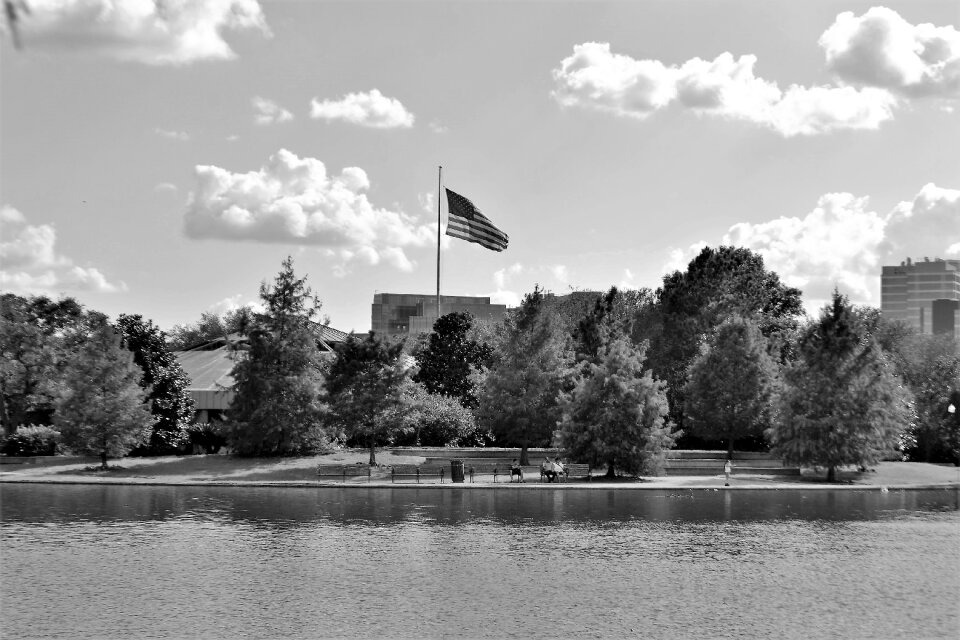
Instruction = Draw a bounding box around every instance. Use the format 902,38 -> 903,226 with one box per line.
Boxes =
542,457 -> 559,482
510,459 -> 523,482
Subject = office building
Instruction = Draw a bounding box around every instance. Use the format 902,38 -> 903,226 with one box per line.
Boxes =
881,257 -> 960,334
371,293 -> 507,334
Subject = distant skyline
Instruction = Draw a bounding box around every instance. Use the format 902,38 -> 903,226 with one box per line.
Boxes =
2,1 -> 958,333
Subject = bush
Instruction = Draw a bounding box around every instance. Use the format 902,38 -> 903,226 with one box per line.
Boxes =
1,425 -> 61,456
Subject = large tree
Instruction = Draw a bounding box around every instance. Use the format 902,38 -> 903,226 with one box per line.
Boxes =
478,287 -> 573,464
572,286 -> 655,364
226,257 -> 327,455
324,332 -> 411,465
413,312 -> 492,409
649,246 -> 803,433
684,315 -> 781,458
166,306 -> 260,351
116,314 -> 195,454
558,337 -> 675,477
53,318 -> 156,469
768,292 -> 914,481
1,294 -> 91,433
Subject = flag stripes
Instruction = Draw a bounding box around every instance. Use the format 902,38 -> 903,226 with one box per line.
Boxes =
445,188 -> 508,252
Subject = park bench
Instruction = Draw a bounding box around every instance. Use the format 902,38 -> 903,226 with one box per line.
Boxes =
540,462 -> 591,482
391,464 -> 445,483
465,462 -> 533,482
317,464 -> 371,482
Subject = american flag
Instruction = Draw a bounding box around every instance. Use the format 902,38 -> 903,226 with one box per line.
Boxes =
445,188 -> 509,252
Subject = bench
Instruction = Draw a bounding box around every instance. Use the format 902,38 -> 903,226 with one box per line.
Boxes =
317,464 -> 371,482
540,463 -> 591,482
391,464 -> 445,483
466,462 -> 532,483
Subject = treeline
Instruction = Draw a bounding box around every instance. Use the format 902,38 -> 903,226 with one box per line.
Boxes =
2,248 -> 958,476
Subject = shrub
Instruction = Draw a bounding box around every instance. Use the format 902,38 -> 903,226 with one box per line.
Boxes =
1,425 -> 61,456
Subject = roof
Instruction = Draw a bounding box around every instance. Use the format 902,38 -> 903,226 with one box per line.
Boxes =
175,348 -> 238,391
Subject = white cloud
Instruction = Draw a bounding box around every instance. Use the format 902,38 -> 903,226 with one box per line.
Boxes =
493,263 -> 524,289
487,289 -> 523,308
549,264 -> 569,282
661,241 -> 708,274
154,182 -> 178,193
183,149 -> 434,273
20,0 -> 269,65
663,184 -> 960,312
428,121 -> 449,134
208,294 -> 264,316
155,128 -> 190,141
226,134 -> 240,142
820,7 -> 960,99
619,268 -> 636,289
552,43 -> 897,136
310,89 -> 415,129
0,206 -> 125,293
252,96 -> 294,125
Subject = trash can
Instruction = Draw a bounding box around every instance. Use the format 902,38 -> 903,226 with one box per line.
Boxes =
451,459 -> 465,483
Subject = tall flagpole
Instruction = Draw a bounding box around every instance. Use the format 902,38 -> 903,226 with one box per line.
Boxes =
436,165 -> 442,322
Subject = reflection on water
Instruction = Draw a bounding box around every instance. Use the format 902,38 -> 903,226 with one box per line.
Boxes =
2,485 -> 958,639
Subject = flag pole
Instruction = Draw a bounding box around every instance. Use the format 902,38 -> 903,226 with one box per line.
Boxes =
436,165 -> 442,322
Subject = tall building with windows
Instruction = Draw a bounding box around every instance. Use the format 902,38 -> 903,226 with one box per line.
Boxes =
881,257 -> 960,335
371,293 -> 507,334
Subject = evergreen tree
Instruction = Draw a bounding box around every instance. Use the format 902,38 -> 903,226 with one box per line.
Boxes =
684,315 -> 780,458
558,337 -> 675,477
53,318 -> 155,469
116,314 -> 195,454
478,287 -> 573,464
324,332 -> 411,465
768,292 -> 914,481
413,312 -> 492,409
226,257 -> 327,455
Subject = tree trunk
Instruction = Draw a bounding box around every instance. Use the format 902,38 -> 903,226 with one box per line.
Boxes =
606,461 -> 616,478
727,438 -> 734,461
100,451 -> 108,470
519,445 -> 529,466
368,437 -> 377,466
826,465 -> 837,482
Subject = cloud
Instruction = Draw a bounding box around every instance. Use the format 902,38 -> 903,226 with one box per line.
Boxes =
820,7 -> 960,99
208,294 -> 264,316
20,0 -> 270,65
154,182 -> 178,193
310,89 -> 415,129
183,149 -> 435,273
155,128 -> 190,141
552,43 -> 897,136
493,263 -> 524,289
664,184 -> 960,311
0,206 -> 125,293
252,96 -> 294,125
549,264 -> 569,282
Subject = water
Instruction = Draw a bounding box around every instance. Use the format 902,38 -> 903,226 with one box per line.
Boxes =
2,485 -> 958,639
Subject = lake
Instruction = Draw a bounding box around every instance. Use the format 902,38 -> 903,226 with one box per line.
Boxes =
1,484 -> 958,639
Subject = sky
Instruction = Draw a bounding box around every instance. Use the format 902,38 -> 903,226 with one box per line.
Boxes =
1,0 -> 958,334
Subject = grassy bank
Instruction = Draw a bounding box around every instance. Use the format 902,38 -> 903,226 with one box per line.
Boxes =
2,451 -> 957,487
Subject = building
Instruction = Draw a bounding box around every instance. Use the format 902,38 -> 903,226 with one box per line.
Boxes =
881,257 -> 960,334
371,293 -> 507,334
175,324 -> 349,424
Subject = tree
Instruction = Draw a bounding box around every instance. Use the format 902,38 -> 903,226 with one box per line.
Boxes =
649,246 -> 804,433
558,337 -> 675,477
572,286 -> 654,364
53,318 -> 156,469
478,287 -> 573,464
768,292 -> 914,481
116,314 -> 195,454
226,257 -> 327,455
1,294 -> 91,433
413,312 -> 492,409
392,384 -> 479,447
166,306 -> 261,351
324,332 -> 411,464
683,315 -> 781,458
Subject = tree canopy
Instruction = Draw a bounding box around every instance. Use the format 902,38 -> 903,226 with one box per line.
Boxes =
53,318 -> 155,468
226,257 -> 327,455
558,337 -> 675,477
324,332 -> 411,464
684,315 -> 780,457
413,312 -> 492,409
478,287 -> 572,464
768,292 -> 914,481
116,314 -> 195,454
